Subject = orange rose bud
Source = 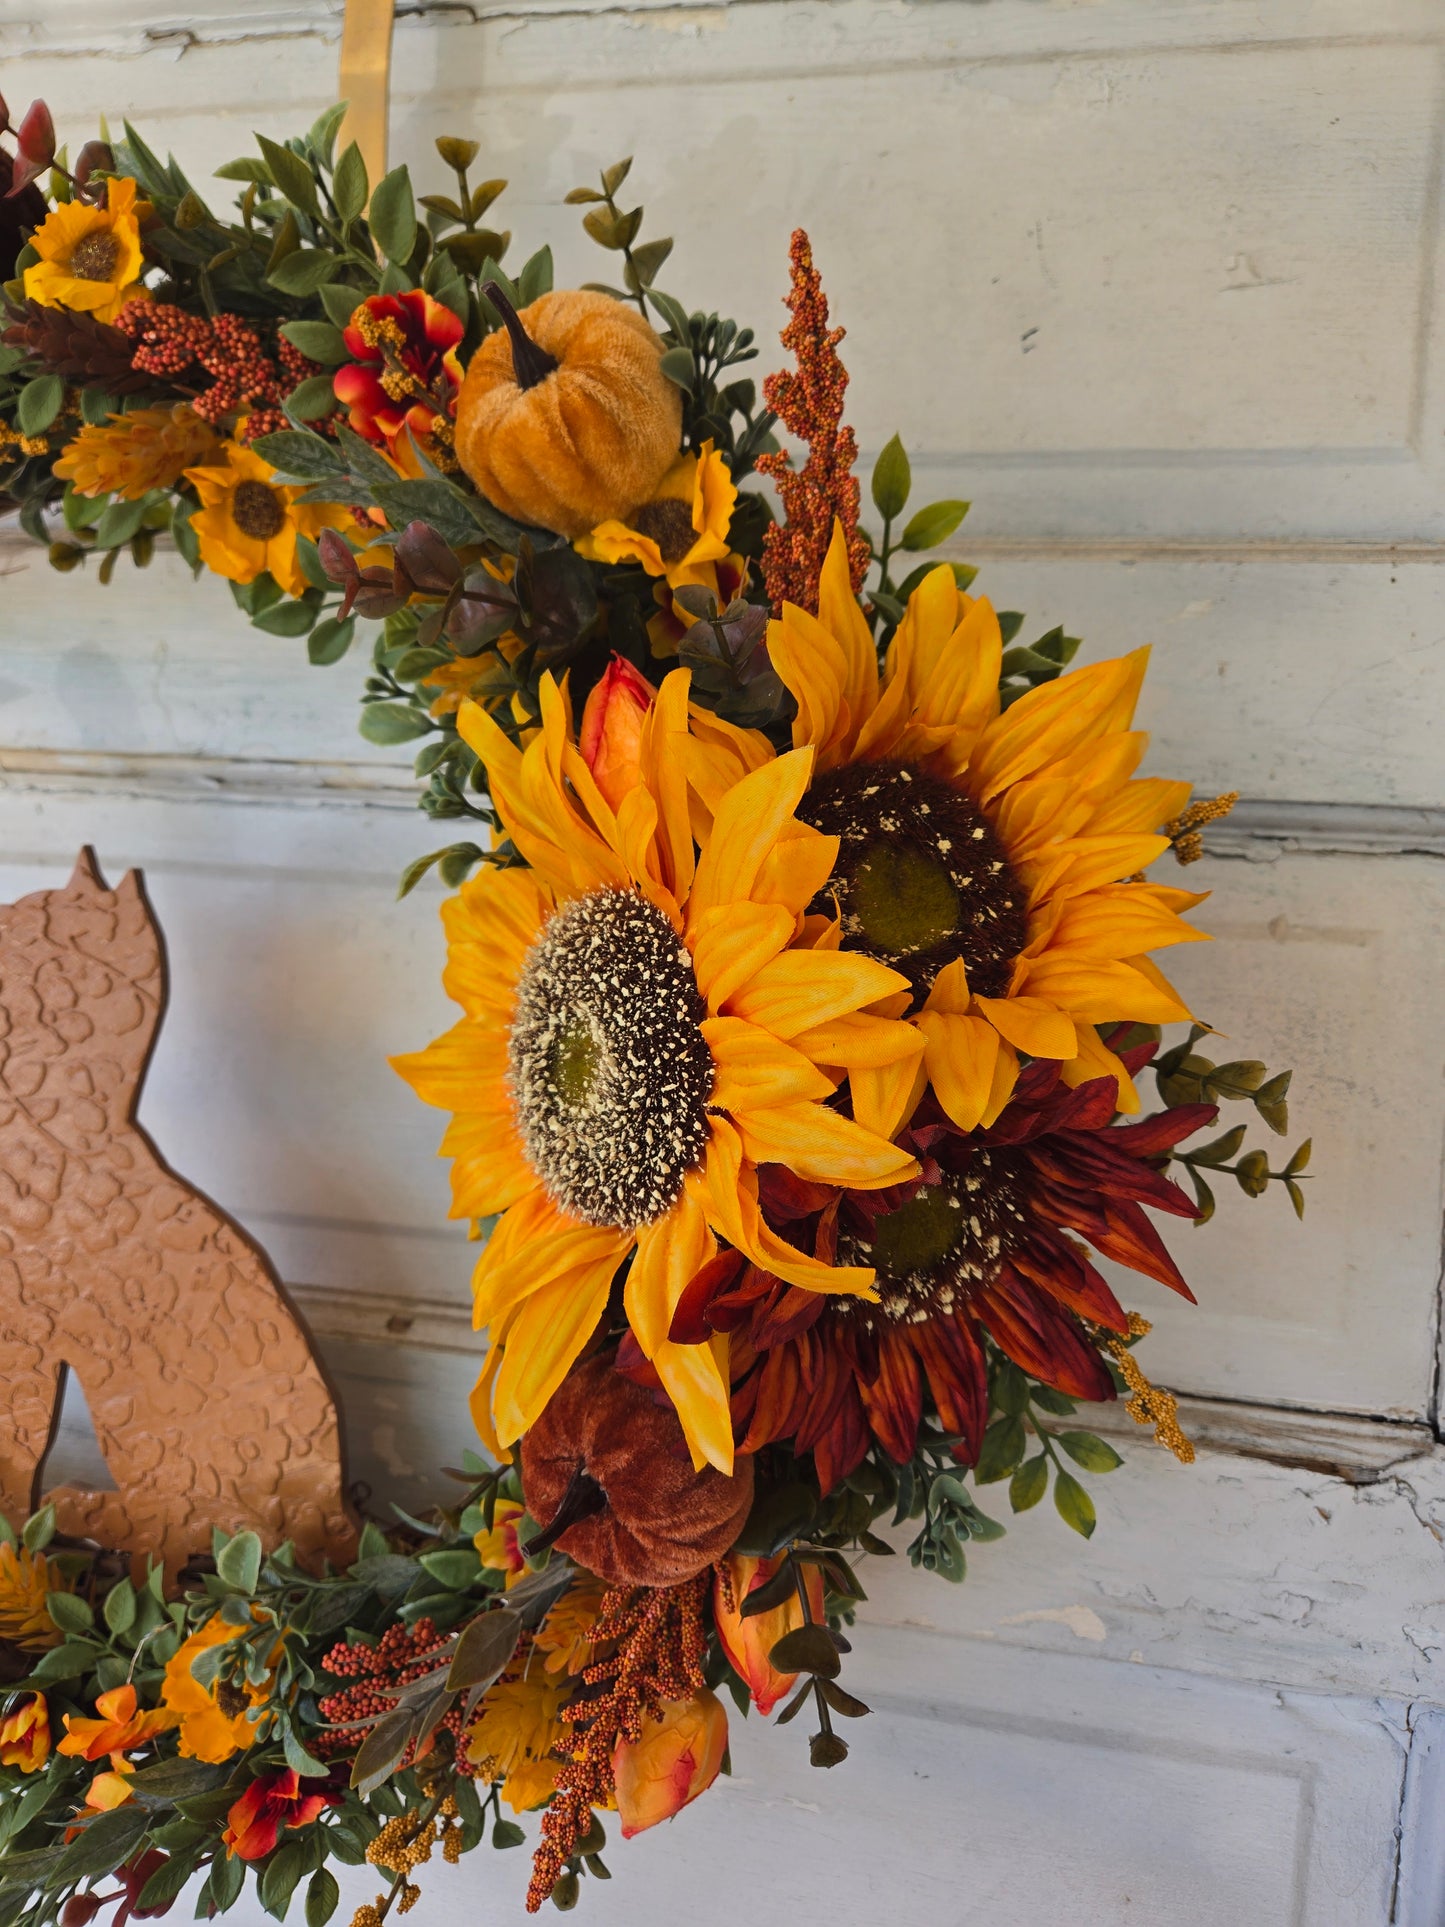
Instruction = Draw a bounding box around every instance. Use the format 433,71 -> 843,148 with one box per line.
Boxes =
612,1691 -> 727,1839
0,1692 -> 50,1772
714,1554 -> 825,1717
578,655 -> 656,811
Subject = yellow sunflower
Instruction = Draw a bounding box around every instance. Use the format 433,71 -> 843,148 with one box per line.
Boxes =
184,440 -> 350,597
23,175 -> 147,323
55,404 -> 219,500
0,1544 -> 66,1652
392,670 -> 922,1473
763,523 -> 1208,1139
576,441 -> 736,594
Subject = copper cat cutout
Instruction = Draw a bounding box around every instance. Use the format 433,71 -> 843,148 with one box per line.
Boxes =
0,850 -> 355,1572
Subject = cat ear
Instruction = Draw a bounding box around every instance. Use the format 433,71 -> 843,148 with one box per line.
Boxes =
68,847 -> 108,895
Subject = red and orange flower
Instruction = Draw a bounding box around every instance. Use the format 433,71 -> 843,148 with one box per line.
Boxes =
221,1769 -> 337,1861
333,291 -> 464,473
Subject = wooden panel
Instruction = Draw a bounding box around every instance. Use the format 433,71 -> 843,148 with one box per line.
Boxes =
1,788 -> 1436,1420
213,1633 -> 1418,1925
5,544 -> 1445,810
4,0 -> 1445,542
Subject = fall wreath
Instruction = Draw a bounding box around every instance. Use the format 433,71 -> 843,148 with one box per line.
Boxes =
0,94 -> 1310,1923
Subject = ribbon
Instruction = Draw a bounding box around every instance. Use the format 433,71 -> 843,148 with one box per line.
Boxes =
338,0 -> 396,185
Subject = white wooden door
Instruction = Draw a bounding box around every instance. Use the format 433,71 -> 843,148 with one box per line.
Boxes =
3,2 -> 1444,1919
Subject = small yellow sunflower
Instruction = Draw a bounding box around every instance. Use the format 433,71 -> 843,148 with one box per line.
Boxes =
55,404 -> 219,500
184,440 -> 350,597
23,175 -> 147,323
392,671 -> 922,1472
765,524 -> 1208,1139
576,440 -> 735,594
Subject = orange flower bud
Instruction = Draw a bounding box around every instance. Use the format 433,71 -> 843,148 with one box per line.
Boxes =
713,1554 -> 824,1717
0,1691 -> 50,1772
612,1691 -> 727,1839
578,656 -> 656,811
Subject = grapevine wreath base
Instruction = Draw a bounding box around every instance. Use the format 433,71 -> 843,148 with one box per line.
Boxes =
0,83 -> 1312,1926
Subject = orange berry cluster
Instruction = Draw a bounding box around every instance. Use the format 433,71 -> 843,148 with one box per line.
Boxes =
116,300 -> 318,441
525,1577 -> 708,1913
317,1619 -> 480,1774
756,227 -> 869,615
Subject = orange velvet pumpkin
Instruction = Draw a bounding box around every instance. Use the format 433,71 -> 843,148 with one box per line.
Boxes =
520,1354 -> 754,1589
454,288 -> 682,539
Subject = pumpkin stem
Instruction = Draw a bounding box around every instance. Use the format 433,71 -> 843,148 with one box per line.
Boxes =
484,281 -> 558,391
521,1461 -> 608,1557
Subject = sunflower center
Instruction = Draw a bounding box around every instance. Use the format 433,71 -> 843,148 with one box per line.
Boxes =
68,230 -> 121,282
842,1148 -> 1028,1325
508,889 -> 713,1230
230,479 -> 287,541
631,498 -> 695,565
798,761 -> 1026,1005
214,1678 -> 249,1720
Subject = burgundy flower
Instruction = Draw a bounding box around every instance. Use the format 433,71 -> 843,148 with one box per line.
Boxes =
666,1041 -> 1216,1491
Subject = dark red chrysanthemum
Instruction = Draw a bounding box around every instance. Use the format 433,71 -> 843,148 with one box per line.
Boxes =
660,1044 -> 1215,1492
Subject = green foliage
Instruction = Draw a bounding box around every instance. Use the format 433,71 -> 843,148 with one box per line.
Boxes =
1156,1026 -> 1311,1219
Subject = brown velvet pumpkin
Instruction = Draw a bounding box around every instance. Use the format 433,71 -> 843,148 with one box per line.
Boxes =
520,1354 -> 754,1588
454,287 -> 682,540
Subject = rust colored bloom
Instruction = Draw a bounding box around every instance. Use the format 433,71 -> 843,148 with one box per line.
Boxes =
577,655 -> 657,812
334,292 -> 464,472
677,1047 -> 1215,1490
221,1769 -> 335,1861
0,1692 -> 50,1772
58,1685 -> 176,1763
756,230 -> 868,614
612,1690 -> 727,1838
713,1555 -> 825,1715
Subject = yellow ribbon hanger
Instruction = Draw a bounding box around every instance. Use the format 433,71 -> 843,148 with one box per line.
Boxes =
338,0 -> 396,184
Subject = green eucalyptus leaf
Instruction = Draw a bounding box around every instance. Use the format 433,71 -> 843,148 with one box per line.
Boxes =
899,499 -> 968,551
369,167 -> 417,265
1057,1432 -> 1124,1474
871,433 -> 911,520
1053,1469 -> 1096,1539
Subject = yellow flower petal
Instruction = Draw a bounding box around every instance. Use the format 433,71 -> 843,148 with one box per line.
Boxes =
733,1100 -> 917,1190
725,950 -> 910,1039
703,1016 -> 836,1111
972,993 -> 1077,1061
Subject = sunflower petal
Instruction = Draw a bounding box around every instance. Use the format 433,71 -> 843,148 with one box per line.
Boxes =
690,902 -> 795,1011
703,1016 -> 837,1110
851,1050 -> 928,1140
490,1260 -> 618,1445
972,994 -> 1077,1061
726,949 -> 910,1038
733,1100 -> 918,1190
687,748 -> 816,925
969,650 -> 1150,805
916,1010 -> 999,1132
790,1011 -> 926,1071
695,1119 -> 877,1298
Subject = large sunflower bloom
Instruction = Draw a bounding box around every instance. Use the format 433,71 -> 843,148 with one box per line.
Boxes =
768,525 -> 1208,1137
184,440 -> 349,596
671,1047 -> 1216,1491
23,175 -> 146,323
393,671 -> 922,1473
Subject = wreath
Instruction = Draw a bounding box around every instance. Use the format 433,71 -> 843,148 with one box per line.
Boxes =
0,90 -> 1310,1923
